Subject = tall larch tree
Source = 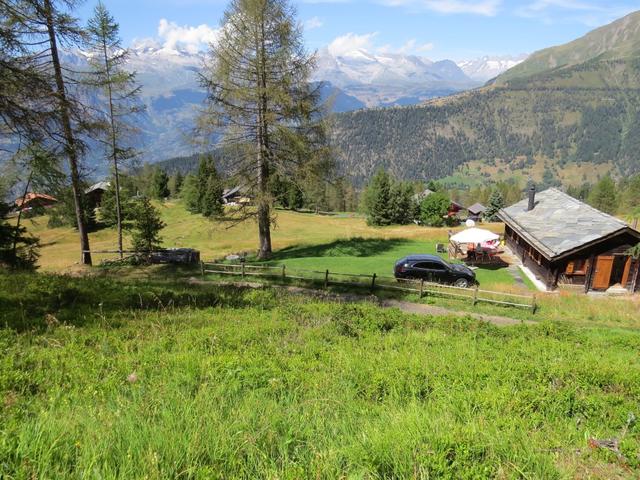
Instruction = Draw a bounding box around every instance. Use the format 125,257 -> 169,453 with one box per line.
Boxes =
85,1 -> 143,258
200,0 -> 328,259
11,0 -> 97,265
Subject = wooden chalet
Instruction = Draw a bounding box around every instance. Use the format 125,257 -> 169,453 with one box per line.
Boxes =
498,187 -> 640,293
222,186 -> 251,205
85,181 -> 111,207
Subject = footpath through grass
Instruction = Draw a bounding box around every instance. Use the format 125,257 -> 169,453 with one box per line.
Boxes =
1,273 -> 639,478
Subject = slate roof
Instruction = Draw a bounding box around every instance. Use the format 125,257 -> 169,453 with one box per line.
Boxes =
85,181 -> 111,194
412,189 -> 434,202
467,202 -> 486,214
498,188 -> 639,260
222,186 -> 242,199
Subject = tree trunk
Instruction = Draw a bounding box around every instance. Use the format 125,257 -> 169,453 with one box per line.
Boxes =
44,0 -> 92,265
256,14 -> 272,260
101,36 -> 123,258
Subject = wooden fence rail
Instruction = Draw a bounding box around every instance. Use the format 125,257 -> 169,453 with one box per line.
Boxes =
201,262 -> 537,313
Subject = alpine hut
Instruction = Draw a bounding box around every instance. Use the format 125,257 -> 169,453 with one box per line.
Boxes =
498,186 -> 640,293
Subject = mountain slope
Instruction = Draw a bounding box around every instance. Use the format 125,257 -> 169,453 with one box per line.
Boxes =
497,10 -> 640,84
329,11 -> 640,186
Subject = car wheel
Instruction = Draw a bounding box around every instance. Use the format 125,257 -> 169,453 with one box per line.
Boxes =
454,278 -> 470,288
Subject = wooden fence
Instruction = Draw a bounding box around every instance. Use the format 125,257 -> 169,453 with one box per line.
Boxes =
201,262 -> 537,313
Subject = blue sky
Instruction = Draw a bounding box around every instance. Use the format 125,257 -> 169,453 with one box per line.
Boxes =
76,0 -> 639,60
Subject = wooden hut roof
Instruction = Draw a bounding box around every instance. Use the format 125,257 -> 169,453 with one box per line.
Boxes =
467,202 -> 486,214
14,192 -> 57,208
498,188 -> 640,260
85,181 -> 111,194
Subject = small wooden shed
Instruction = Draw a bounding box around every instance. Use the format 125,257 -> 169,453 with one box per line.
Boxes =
467,203 -> 487,221
498,187 -> 640,293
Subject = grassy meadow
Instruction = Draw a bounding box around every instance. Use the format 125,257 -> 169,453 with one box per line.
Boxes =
1,273 -> 640,478
17,200 -> 640,330
19,201 -> 516,290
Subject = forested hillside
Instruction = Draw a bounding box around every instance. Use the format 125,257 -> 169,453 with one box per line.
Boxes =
330,12 -> 640,186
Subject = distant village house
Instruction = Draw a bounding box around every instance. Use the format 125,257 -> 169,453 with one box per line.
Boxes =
413,189 -> 464,218
85,181 -> 111,207
467,203 -> 486,222
222,186 -> 251,206
14,192 -> 58,212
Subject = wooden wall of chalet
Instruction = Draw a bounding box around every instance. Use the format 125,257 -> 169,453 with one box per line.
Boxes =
504,225 -> 555,288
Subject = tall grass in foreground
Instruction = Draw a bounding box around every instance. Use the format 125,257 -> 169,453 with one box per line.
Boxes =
1,274 -> 639,478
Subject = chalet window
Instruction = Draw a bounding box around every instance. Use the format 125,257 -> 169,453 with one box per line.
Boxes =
565,259 -> 588,275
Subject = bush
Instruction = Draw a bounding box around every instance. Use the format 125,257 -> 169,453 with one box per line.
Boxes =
420,191 -> 450,227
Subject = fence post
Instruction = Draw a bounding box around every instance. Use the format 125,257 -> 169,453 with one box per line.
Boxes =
472,285 -> 479,306
324,269 -> 329,289
420,279 -> 424,298
200,261 -> 205,278
370,273 -> 377,293
241,262 -> 245,279
282,265 -> 286,280
532,294 -> 537,314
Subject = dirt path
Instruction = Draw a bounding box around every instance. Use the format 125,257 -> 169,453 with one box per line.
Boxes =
379,299 -> 533,326
189,278 -> 534,327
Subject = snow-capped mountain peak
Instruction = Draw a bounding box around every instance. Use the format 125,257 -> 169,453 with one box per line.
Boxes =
457,54 -> 528,82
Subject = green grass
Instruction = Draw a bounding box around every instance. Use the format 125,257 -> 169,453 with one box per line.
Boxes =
1,273 -> 639,478
261,237 -> 517,290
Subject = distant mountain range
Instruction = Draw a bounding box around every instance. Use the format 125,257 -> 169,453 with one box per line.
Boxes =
60,45 -> 521,170
327,10 -> 640,186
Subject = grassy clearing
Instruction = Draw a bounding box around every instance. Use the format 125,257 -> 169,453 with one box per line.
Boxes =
1,273 -> 639,478
18,201 -> 502,272
260,237 -> 517,290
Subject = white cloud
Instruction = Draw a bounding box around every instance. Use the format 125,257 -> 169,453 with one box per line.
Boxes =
383,0 -> 502,16
328,32 -> 378,56
519,0 -> 599,16
328,32 -> 435,57
304,16 -> 324,30
378,39 -> 435,54
415,42 -> 436,53
421,0 -> 502,15
156,19 -> 220,54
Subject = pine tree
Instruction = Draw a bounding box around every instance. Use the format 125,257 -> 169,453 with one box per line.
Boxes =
181,156 -> 224,217
100,182 -> 133,228
152,168 -> 170,200
363,170 -> 392,226
182,174 -> 200,213
389,181 -> 415,225
85,1 -> 144,258
130,197 -> 165,254
169,171 -> 184,197
588,175 -> 617,214
200,170 -> 224,218
485,189 -> 505,222
200,0 -> 326,259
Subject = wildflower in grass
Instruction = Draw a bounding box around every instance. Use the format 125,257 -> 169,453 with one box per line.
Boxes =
127,372 -> 138,383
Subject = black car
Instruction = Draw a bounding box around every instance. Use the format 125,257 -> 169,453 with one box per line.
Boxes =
394,254 -> 476,288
